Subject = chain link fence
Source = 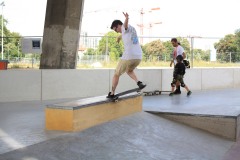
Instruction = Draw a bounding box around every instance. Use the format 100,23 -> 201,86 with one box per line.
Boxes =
4,35 -> 240,68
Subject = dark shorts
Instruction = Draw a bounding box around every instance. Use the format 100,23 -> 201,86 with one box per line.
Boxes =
172,75 -> 185,86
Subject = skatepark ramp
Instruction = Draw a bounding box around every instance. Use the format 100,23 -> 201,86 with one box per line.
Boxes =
147,111 -> 240,141
1,89 -> 240,159
45,93 -> 142,131
143,89 -> 240,142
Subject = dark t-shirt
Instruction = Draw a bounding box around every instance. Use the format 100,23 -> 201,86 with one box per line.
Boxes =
174,62 -> 185,77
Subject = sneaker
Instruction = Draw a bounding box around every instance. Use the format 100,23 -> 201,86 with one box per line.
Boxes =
106,92 -> 115,98
187,91 -> 192,96
169,92 -> 174,96
137,81 -> 146,89
173,90 -> 181,94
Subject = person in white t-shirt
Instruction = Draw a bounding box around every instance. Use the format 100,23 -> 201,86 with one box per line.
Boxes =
107,12 -> 146,98
170,38 -> 186,94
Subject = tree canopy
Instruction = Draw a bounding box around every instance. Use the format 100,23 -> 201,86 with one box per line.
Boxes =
214,29 -> 240,62
0,15 -> 21,60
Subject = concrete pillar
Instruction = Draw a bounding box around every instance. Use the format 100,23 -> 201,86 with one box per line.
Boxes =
40,0 -> 85,69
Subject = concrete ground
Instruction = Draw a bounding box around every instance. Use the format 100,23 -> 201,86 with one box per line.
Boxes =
0,89 -> 240,160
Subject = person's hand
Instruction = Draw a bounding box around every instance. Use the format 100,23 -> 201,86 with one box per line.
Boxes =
170,61 -> 173,67
123,12 -> 129,19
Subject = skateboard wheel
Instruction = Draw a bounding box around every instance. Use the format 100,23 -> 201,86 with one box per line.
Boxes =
155,91 -> 160,95
114,99 -> 118,102
148,93 -> 153,96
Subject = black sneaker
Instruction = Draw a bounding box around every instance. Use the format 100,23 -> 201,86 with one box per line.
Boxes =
173,90 -> 181,94
169,92 -> 174,96
106,92 -> 115,98
187,91 -> 192,96
137,81 -> 146,89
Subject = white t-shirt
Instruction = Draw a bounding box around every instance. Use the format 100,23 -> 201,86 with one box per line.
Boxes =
121,25 -> 142,60
173,45 -> 184,64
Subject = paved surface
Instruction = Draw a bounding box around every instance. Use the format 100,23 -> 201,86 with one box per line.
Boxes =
0,89 -> 240,160
143,89 -> 240,116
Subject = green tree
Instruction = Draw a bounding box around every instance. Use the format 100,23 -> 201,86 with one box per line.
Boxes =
162,41 -> 173,61
143,39 -> 164,61
193,49 -> 205,61
235,28 -> 240,56
143,40 -> 164,55
214,34 -> 238,62
202,49 -> 211,61
85,48 -> 96,55
235,28 -> 240,45
0,15 -> 22,60
6,32 -> 22,59
98,31 -> 123,61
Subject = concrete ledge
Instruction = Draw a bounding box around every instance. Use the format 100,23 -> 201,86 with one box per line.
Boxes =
148,111 -> 240,141
46,94 -> 142,131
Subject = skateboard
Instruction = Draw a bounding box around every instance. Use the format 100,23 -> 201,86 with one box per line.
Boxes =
143,90 -> 171,96
108,87 -> 143,102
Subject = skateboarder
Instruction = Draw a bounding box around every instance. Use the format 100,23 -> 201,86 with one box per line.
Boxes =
170,38 -> 186,94
107,12 -> 146,98
169,55 -> 192,96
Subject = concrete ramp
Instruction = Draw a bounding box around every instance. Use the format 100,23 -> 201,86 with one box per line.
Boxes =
147,111 -> 240,141
143,89 -> 240,141
0,111 -> 234,160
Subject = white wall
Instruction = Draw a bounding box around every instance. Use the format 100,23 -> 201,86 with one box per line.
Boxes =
42,69 -> 110,100
0,70 -> 41,102
202,68 -> 234,90
0,68 -> 240,102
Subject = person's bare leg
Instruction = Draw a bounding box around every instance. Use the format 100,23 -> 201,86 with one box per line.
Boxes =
184,85 -> 190,92
169,82 -> 175,96
176,81 -> 180,90
127,70 -> 138,82
111,74 -> 120,95
171,86 -> 175,92
184,84 -> 192,96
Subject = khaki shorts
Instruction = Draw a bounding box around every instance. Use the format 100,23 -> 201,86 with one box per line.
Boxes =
115,59 -> 141,76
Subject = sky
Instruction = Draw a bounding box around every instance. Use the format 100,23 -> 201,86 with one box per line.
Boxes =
2,0 -> 240,49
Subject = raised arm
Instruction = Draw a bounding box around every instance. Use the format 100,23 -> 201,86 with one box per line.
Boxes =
123,12 -> 129,30
182,52 -> 186,59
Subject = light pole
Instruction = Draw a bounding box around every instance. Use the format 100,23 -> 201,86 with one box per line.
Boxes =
17,42 -> 19,61
0,1 -> 4,60
188,35 -> 202,68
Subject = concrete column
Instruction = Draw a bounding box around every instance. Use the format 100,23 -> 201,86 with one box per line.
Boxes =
40,0 -> 85,69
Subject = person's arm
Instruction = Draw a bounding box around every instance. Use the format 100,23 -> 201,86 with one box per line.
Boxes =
170,60 -> 174,67
123,12 -> 129,30
182,52 -> 186,59
170,51 -> 174,67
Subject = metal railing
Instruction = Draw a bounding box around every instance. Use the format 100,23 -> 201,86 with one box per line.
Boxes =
4,35 -> 240,68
